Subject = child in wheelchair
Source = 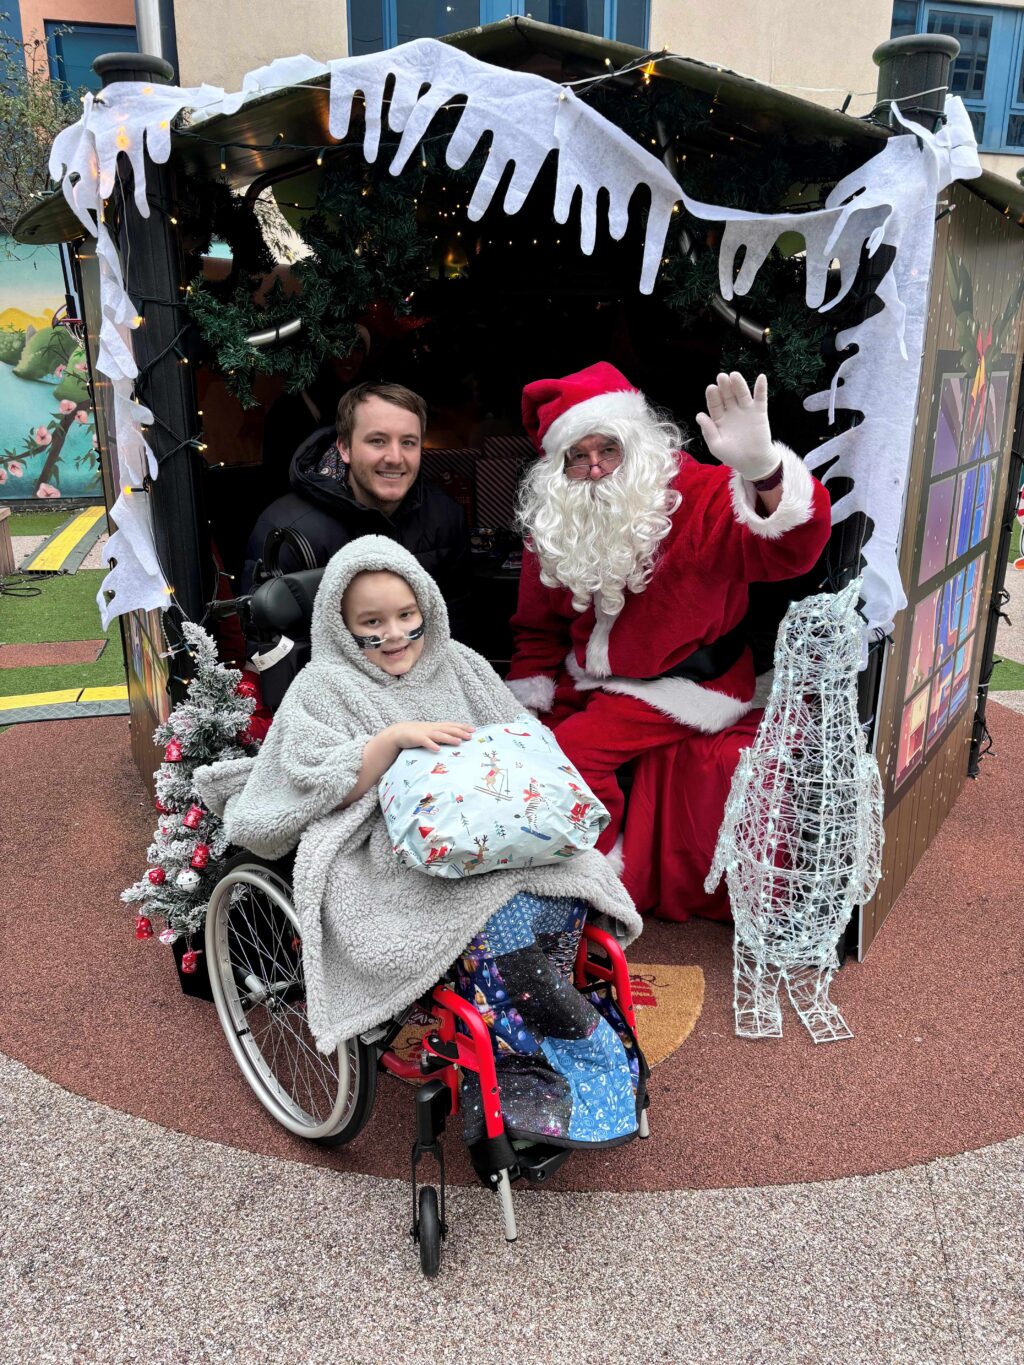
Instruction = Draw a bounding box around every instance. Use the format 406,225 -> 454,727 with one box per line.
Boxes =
198,536 -> 646,1150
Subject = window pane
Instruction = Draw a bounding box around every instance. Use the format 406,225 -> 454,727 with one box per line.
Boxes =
967,108 -> 985,142
927,9 -> 990,98
891,1 -> 918,39
1007,112 -> 1024,147
45,21 -> 137,94
396,0 -> 480,42
349,0 -> 385,53
616,0 -> 648,47
523,2 -> 605,36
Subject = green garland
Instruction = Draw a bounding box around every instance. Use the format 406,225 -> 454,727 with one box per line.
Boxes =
186,157 -> 433,408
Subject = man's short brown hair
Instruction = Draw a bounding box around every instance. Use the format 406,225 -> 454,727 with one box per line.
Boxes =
335,382 -> 428,448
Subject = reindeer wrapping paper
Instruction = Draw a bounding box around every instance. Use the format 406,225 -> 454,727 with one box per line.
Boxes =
195,538 -> 639,1052
379,714 -> 609,878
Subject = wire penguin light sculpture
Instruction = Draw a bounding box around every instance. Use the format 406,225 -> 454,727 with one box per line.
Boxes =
706,580 -> 884,1043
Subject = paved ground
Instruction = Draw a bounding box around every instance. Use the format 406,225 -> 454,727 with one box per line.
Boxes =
3,1052 -> 1021,1364
10,530 -> 108,573
2,703 -> 1023,1360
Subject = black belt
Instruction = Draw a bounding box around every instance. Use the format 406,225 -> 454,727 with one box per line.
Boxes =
641,621 -> 748,684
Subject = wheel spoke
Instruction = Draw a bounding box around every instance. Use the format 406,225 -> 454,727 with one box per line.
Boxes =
208,865 -> 363,1139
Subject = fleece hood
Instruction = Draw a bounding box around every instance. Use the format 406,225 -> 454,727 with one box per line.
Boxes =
309,536 -> 451,689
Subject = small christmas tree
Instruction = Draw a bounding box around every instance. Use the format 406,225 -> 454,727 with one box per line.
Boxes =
122,621 -> 259,968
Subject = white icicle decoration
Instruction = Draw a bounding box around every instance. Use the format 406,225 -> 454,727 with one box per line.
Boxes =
325,39 -> 682,293
50,80 -> 244,627
681,99 -> 982,646
705,580 -> 885,1043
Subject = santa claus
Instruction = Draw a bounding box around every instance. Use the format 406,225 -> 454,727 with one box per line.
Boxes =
506,361 -> 832,915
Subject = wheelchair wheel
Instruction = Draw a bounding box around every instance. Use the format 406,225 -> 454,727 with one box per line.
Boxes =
205,852 -> 376,1145
416,1187 -> 442,1278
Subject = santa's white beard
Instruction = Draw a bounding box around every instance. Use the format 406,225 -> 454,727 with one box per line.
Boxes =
517,417 -> 682,616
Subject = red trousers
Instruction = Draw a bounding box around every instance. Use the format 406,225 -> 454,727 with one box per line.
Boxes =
554,691 -> 764,923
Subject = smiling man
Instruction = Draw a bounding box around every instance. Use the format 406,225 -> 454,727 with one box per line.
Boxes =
241,381 -> 470,707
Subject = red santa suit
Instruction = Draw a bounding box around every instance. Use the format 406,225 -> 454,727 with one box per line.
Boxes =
506,364 -> 832,920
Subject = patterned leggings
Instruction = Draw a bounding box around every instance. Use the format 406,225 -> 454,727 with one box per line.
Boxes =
455,892 -> 641,1147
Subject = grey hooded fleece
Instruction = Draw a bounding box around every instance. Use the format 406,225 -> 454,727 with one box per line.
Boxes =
195,536 -> 641,1052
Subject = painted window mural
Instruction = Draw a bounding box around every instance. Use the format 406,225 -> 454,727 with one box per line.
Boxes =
0,238 -> 100,500
892,258 -> 1019,791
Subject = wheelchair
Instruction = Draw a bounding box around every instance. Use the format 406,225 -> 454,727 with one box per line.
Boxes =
205,848 -> 649,1275
204,571 -> 650,1277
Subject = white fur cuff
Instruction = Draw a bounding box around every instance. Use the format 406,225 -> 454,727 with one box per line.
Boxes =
506,673 -> 557,713
729,442 -> 815,541
604,834 -> 625,876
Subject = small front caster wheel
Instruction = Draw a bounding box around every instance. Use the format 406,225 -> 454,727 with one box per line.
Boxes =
417,1186 -> 442,1277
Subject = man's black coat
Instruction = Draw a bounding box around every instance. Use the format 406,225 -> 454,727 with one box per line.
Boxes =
241,426 -> 472,707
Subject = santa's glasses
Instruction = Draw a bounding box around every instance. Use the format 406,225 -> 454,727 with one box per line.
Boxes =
563,446 -> 623,478
351,622 -> 426,651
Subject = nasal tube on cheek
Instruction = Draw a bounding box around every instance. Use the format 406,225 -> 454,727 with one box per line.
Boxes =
351,622 -> 426,650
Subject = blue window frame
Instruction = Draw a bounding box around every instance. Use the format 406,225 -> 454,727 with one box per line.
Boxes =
45,21 -> 138,99
889,2 -> 1024,151
349,0 -> 649,56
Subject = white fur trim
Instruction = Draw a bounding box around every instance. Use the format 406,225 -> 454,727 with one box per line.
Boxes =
506,673 -> 556,714
585,594 -> 617,677
566,651 -> 752,734
729,442 -> 815,541
541,389 -> 649,460
604,834 -> 625,876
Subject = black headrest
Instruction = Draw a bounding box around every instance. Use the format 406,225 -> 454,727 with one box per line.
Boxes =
248,568 -> 325,636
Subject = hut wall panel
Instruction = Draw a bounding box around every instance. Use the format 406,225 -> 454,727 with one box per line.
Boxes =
862,183 -> 1024,956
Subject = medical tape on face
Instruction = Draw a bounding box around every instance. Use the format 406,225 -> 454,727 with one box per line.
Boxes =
351,622 -> 426,650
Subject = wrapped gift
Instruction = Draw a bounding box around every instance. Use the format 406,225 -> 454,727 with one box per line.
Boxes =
378,713 -> 608,878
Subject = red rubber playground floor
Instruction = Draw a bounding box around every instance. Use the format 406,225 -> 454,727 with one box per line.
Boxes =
2,705 -> 1022,1193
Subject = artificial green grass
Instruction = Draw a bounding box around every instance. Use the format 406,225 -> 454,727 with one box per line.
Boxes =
1,569 -> 114,644
990,656 -> 1024,691
0,568 -> 126,698
7,509 -> 73,538
0,648 -> 126,698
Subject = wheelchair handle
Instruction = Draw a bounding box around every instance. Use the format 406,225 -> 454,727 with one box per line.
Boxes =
248,568 -> 325,636
204,567 -> 326,638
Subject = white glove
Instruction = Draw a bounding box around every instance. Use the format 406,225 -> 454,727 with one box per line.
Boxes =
695,372 -> 779,482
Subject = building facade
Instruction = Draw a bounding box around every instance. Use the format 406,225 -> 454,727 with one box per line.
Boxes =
150,1 -> 1024,187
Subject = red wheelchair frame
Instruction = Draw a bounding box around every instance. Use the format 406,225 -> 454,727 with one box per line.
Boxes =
378,923 -> 639,1140
372,921 -> 647,1274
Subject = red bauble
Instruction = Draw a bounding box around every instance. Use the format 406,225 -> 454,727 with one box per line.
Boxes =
190,843 -> 210,869
235,676 -> 258,699
135,915 -> 154,940
147,867 -> 166,886
182,804 -> 204,830
165,739 -> 183,762
154,798 -> 170,815
180,948 -> 202,974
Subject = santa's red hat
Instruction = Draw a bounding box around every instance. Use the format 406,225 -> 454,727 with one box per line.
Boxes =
521,361 -> 649,458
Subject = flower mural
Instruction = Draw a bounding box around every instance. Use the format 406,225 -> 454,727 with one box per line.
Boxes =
0,239 -> 101,500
